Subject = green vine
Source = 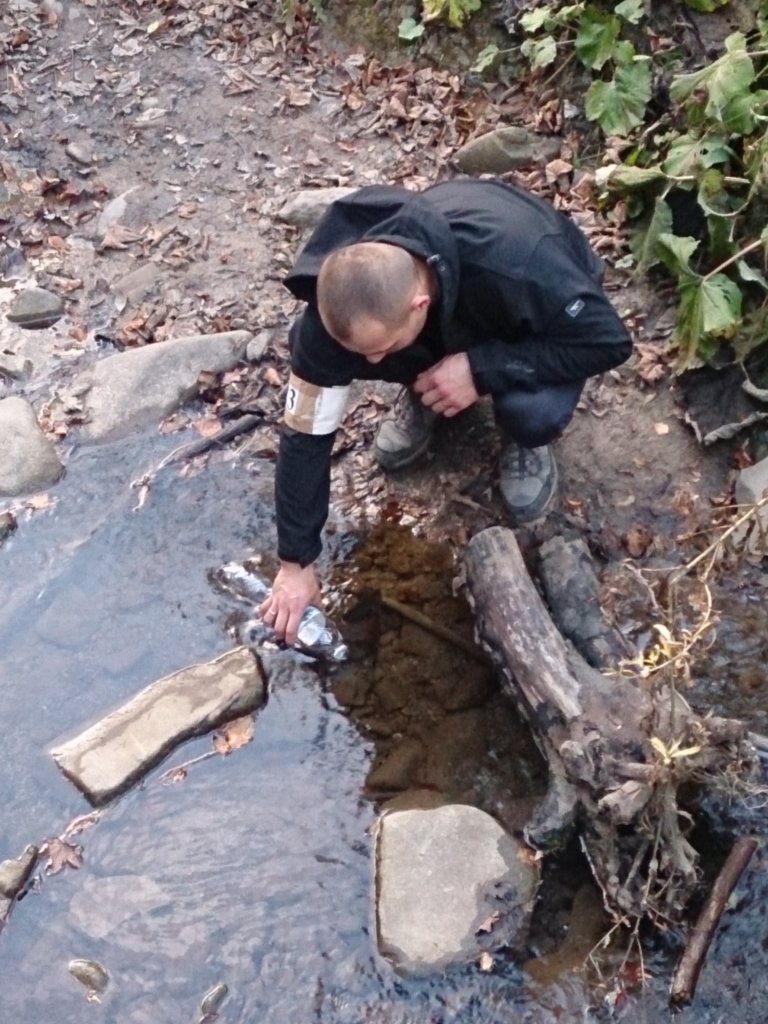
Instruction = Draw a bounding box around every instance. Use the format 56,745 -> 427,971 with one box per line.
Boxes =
461,1 -> 768,372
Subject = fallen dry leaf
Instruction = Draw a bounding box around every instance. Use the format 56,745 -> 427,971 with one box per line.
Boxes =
41,836 -> 83,875
213,715 -> 254,756
100,223 -> 142,250
193,416 -> 223,438
476,911 -> 500,935
623,526 -> 653,558
263,366 -> 282,387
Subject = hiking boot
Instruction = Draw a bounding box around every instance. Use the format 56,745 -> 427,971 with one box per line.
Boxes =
499,441 -> 558,524
374,387 -> 437,470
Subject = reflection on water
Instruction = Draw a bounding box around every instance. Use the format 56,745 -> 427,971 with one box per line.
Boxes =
1,438 -> 768,1021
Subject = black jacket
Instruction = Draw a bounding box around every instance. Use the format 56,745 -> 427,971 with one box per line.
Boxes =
276,179 -> 632,565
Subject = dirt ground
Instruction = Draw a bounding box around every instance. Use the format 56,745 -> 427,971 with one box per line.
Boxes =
1,0 -> 743,562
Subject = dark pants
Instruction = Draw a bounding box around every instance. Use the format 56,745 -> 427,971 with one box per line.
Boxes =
494,379 -> 586,448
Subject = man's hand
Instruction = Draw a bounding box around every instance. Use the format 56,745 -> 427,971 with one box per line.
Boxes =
413,353 -> 479,417
259,561 -> 322,646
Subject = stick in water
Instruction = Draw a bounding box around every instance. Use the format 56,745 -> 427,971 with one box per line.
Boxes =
669,836 -> 758,1008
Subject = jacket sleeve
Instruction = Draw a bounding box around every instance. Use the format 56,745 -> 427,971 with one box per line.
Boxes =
274,306 -> 357,566
276,426 -> 335,566
466,237 -> 632,394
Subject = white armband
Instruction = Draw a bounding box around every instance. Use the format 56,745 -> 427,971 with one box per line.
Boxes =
283,373 -> 350,435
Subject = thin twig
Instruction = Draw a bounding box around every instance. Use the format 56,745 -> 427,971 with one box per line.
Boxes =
669,495 -> 768,585
380,595 -> 492,666
157,751 -> 217,783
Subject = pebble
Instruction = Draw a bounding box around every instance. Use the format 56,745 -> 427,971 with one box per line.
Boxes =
68,958 -> 109,994
200,981 -> 229,1015
65,141 -> 94,166
6,287 -> 65,329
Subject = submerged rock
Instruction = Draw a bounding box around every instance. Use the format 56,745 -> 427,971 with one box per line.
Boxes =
375,804 -> 539,976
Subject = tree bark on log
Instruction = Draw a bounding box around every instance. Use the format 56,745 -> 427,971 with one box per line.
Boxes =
462,527 -> 759,925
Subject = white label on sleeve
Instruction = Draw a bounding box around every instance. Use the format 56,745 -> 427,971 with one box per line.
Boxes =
284,373 -> 350,435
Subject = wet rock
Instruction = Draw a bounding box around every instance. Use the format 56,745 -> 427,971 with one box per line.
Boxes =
375,804 -> 538,976
278,187 -> 357,229
538,535 -> 632,668
0,845 -> 38,924
74,329 -> 252,443
68,958 -> 109,994
70,874 -> 171,939
51,646 -> 266,805
200,981 -> 229,1015
5,286 -> 65,329
0,845 -> 38,899
0,397 -> 64,496
453,127 -> 563,175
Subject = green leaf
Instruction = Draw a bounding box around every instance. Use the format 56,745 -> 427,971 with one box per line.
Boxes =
674,272 -> 742,369
472,43 -> 499,73
761,226 -> 768,249
521,35 -> 558,69
696,167 -> 733,219
520,6 -> 553,32
398,16 -> 425,40
737,260 -> 768,290
574,10 -> 620,71
632,197 -> 674,274
584,60 -> 651,136
683,0 -> 731,11
448,0 -> 482,29
656,232 -> 700,277
602,164 -> 667,191
662,132 -> 731,176
669,33 -> 755,126
615,0 -> 645,24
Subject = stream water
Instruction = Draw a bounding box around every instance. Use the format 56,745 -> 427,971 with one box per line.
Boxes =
1,437 -> 768,1022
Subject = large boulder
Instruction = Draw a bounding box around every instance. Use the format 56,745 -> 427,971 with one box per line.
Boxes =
75,330 -> 252,443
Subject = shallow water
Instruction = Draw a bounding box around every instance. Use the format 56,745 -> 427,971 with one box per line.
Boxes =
1,438 -> 768,1022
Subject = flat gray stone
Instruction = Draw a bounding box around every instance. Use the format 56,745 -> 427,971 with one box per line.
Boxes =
454,127 -> 562,175
375,804 -> 539,976
278,187 -> 357,229
0,397 -> 64,496
6,286 -> 65,329
75,329 -> 252,442
51,646 -> 266,805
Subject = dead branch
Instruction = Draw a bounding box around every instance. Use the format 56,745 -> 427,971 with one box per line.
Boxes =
669,837 -> 758,1007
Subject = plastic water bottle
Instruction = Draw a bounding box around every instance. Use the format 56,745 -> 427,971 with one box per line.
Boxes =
212,561 -> 348,663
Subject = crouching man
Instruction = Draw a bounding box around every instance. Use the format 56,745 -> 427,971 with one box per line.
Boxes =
260,178 -> 632,643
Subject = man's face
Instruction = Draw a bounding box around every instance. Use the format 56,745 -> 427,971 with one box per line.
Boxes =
341,302 -> 429,364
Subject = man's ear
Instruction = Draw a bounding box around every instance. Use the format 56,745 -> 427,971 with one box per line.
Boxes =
410,291 -> 431,313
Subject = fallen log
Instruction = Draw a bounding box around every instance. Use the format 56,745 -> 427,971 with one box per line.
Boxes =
461,526 -> 760,926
